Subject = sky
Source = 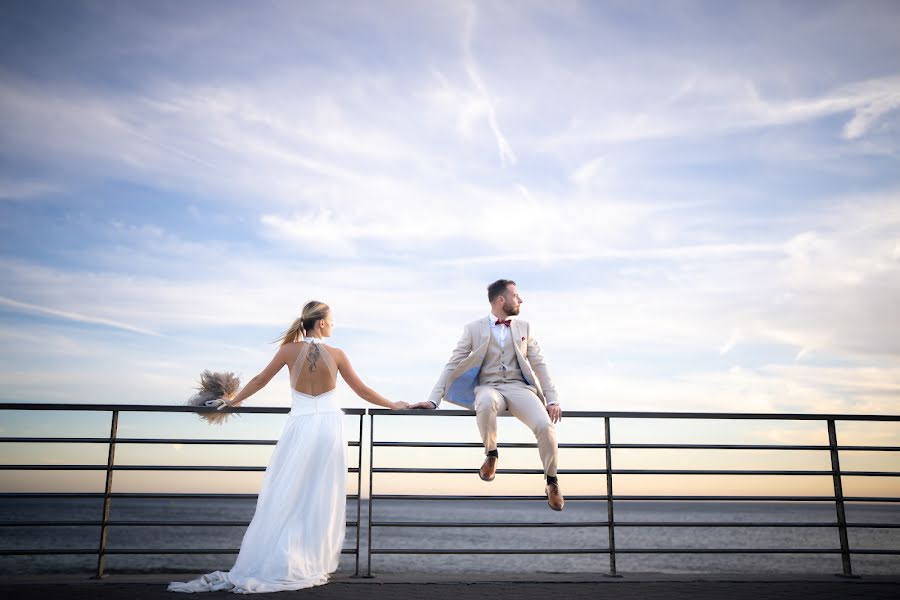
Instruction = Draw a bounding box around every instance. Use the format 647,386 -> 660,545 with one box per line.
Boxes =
0,0 -> 899,497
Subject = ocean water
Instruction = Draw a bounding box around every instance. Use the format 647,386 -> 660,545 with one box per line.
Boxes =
0,497 -> 898,576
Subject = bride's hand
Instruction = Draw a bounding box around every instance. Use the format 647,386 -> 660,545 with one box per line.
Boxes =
390,401 -> 409,410
212,398 -> 237,411
407,401 -> 436,410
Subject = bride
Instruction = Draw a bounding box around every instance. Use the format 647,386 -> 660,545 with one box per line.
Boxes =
169,301 -> 407,594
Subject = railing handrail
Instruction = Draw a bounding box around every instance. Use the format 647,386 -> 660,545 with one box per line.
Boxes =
3,403 -> 899,420
0,402 -> 365,415
370,408 -> 900,420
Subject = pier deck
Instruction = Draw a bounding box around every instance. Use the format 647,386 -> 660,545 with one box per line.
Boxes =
2,572 -> 899,599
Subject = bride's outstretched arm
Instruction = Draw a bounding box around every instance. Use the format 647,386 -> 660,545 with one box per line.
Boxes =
225,346 -> 288,406
334,349 -> 407,410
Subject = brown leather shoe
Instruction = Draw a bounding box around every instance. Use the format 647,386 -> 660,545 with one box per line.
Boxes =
479,456 -> 498,481
546,481 -> 564,511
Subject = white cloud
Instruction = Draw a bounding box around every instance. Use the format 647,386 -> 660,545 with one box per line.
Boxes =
461,3 -> 517,167
0,295 -> 160,336
1,0 -> 899,426
0,178 -> 63,201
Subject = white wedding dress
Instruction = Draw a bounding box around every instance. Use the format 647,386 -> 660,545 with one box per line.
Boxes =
169,337 -> 347,594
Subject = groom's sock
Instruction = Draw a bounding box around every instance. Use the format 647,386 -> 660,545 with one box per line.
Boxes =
546,475 -> 558,485
487,449 -> 499,458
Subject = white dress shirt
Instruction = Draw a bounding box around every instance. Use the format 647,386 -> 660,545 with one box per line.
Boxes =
489,313 -> 513,346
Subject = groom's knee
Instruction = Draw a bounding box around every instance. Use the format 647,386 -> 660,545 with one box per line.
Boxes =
474,392 -> 500,414
531,416 -> 554,438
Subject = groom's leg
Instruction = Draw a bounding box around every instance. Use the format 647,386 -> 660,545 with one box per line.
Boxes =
474,385 -> 507,454
499,383 -> 558,477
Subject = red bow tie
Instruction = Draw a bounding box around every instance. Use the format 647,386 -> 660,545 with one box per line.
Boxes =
495,319 -> 511,327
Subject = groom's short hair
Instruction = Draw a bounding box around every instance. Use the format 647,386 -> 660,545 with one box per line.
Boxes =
487,279 -> 516,303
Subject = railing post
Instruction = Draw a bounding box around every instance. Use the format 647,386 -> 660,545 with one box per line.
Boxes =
354,413 -> 364,576
604,416 -> 621,577
365,412 -> 375,578
94,409 -> 118,579
826,419 -> 856,578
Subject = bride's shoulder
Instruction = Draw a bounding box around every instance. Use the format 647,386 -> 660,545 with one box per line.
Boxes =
322,343 -> 344,355
323,344 -> 345,364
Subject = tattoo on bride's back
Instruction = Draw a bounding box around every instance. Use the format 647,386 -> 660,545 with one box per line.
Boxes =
307,344 -> 321,372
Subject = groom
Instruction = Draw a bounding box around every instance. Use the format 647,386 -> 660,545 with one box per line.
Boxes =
409,279 -> 564,511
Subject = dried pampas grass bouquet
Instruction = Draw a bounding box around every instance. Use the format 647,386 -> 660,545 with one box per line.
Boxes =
186,370 -> 242,425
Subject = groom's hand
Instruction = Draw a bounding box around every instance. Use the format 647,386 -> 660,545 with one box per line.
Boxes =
408,401 -> 437,410
546,403 -> 562,423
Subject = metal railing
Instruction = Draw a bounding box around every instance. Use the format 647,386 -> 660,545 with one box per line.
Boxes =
0,403 -> 366,578
1,404 -> 899,578
366,409 -> 900,578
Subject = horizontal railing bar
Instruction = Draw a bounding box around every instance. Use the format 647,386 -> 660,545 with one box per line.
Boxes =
369,548 -> 883,555
838,446 -> 900,452
0,521 -> 900,529
0,492 -> 359,500
0,465 -> 360,473
618,522 -> 900,528
0,493 -> 106,499
373,442 -> 606,449
14,548 -> 896,557
371,548 -> 609,555
0,549 -> 358,555
612,549 -> 900,554
0,520 -> 360,527
8,547 -> 896,556
3,437 -> 892,452
0,403 -> 366,415
610,443 -> 828,450
371,521 -> 899,528
610,444 -> 900,452
373,442 -> 829,450
373,495 -> 609,501
368,441 -> 900,451
371,467 -> 899,476
662,495 -> 888,502
6,493 -> 891,502
373,468 -> 606,475
373,521 -> 610,528
105,493 -> 359,500
7,519 -> 894,529
614,469 -> 900,477
2,404 -> 897,421
372,494 -> 900,502
0,437 -> 360,446
369,408 -> 900,421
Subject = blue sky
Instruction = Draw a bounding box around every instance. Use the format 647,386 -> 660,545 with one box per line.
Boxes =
1,1 -> 899,492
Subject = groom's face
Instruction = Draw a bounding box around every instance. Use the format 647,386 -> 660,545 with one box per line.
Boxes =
502,285 -> 522,316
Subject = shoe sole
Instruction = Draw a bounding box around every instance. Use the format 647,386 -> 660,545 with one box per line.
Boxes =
548,502 -> 563,511
480,473 -> 495,482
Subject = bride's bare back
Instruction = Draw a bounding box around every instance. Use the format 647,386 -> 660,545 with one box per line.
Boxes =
287,341 -> 339,397
224,336 -> 404,410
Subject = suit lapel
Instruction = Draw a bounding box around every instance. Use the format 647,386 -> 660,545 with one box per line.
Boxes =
480,316 -> 491,348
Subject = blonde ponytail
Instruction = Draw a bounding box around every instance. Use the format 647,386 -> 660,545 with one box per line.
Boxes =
277,301 -> 330,346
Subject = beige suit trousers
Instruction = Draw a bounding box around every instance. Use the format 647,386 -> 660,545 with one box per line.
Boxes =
474,382 -> 558,477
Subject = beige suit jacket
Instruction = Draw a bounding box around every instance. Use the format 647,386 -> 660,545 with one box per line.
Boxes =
428,316 -> 559,409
